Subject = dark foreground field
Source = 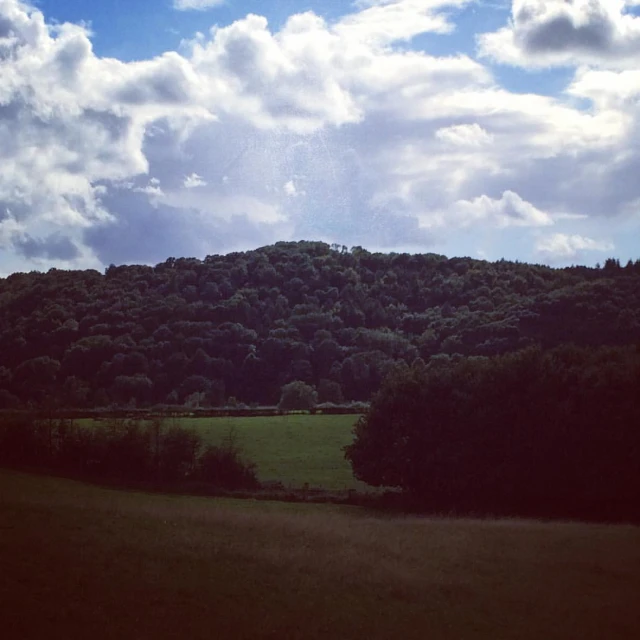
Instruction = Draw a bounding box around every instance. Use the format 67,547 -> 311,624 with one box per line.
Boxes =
1,470 -> 639,640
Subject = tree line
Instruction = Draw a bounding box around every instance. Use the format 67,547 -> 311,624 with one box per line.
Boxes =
346,344 -> 640,523
0,241 -> 639,410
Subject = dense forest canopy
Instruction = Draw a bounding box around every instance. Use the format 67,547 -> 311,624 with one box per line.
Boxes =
1,241 -> 639,409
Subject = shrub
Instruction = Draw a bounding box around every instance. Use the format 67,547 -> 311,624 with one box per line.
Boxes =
196,429 -> 258,490
95,419 -> 153,480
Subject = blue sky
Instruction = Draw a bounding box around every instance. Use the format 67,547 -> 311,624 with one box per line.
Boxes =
2,0 -> 640,274
39,0 -> 561,96
37,1 -> 367,59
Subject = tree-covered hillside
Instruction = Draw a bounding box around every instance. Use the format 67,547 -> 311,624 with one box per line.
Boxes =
1,241 -> 639,409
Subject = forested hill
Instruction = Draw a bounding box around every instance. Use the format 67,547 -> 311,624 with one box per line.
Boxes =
1,241 -> 639,409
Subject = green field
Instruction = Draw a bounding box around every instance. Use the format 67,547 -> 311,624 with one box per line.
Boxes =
1,470 -> 639,639
82,414 -> 366,490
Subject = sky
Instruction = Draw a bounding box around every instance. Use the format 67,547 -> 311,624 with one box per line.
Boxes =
1,0 -> 640,275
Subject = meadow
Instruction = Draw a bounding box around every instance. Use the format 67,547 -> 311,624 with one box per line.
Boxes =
1,469 -> 639,639
80,414 -> 366,490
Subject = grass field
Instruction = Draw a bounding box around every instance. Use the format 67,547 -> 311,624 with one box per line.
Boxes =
81,414 -> 365,490
1,470 -> 639,639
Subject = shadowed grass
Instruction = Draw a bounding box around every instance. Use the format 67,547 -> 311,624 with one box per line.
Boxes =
1,470 -> 639,639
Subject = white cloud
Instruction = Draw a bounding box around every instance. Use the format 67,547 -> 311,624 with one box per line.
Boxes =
173,0 -> 224,11
0,0 -> 208,233
567,68 -> 640,110
183,173 -> 207,188
335,0 -> 473,45
535,233 -> 614,261
435,123 -> 494,147
134,181 -> 165,197
420,191 -> 554,229
186,12 -> 364,133
1,0 -> 640,271
284,180 -> 306,197
478,0 -> 640,68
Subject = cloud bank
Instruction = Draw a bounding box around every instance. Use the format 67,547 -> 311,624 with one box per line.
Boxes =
0,0 -> 637,274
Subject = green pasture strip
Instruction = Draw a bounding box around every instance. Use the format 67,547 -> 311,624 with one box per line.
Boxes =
79,414 -> 366,490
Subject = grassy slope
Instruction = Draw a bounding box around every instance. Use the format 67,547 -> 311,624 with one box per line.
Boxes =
1,470 -> 640,640
82,414 -> 365,490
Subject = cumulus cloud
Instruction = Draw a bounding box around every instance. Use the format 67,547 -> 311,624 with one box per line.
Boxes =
284,180 -> 306,197
567,67 -> 640,109
336,0 -> 473,45
134,177 -> 165,197
0,0 -> 206,233
173,0 -> 225,10
435,123 -> 494,147
185,12 -> 365,133
478,0 -> 640,68
183,173 -> 207,188
420,191 -> 554,229
1,0 -> 640,272
535,233 -> 614,261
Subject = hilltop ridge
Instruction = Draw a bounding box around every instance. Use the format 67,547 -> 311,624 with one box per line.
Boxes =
1,241 -> 639,409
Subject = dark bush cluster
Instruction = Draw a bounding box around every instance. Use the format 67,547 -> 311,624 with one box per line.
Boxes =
346,344 -> 640,523
0,414 -> 258,490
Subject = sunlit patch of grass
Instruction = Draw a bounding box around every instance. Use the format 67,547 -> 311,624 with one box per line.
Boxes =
1,470 -> 639,640
80,414 -> 364,490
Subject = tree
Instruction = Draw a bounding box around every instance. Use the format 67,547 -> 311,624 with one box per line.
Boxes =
0,366 -> 13,390
345,347 -> 640,521
179,375 -> 211,402
0,389 -> 20,409
278,381 -> 318,411
317,378 -> 344,404
184,391 -> 206,409
312,338 -> 343,378
2,241 -> 640,411
14,356 -> 61,401
62,376 -> 90,407
112,375 -> 153,406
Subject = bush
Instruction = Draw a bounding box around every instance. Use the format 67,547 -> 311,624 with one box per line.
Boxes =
93,419 -> 153,480
158,425 -> 202,481
196,445 -> 258,490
